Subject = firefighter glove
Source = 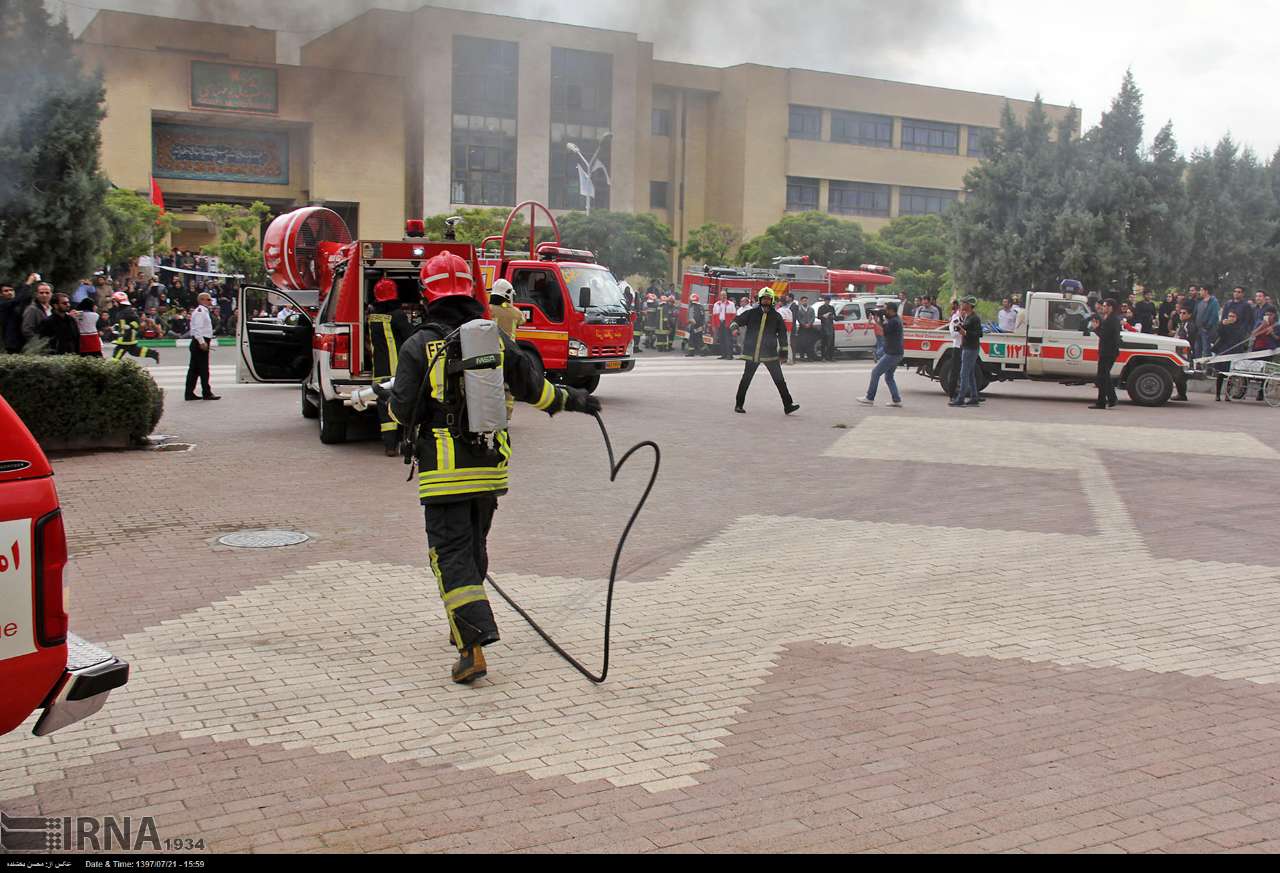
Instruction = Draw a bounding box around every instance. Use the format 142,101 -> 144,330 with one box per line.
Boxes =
563,387 -> 601,415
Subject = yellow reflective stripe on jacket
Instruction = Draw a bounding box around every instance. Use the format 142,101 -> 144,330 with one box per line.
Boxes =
432,427 -> 455,472
752,312 -> 767,360
496,431 -> 511,464
442,584 -> 488,612
533,380 -> 558,410
380,421 -> 397,433
426,339 -> 447,402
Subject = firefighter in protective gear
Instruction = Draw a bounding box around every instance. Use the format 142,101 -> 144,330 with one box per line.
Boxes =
389,251 -> 600,684
655,294 -> 673,351
641,292 -> 659,349
685,293 -> 706,357
489,278 -> 522,420
368,278 -> 414,455
732,288 -> 798,415
111,292 -> 160,363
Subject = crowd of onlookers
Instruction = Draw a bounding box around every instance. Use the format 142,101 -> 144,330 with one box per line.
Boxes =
0,261 -> 242,357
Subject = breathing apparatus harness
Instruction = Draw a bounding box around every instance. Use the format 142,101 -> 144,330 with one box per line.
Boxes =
396,319 -> 661,683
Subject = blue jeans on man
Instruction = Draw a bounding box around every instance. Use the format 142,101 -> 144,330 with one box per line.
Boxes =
953,348 -> 980,405
865,353 -> 902,403
1194,330 -> 1215,361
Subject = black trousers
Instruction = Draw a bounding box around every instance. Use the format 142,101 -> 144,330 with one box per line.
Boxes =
717,324 -> 734,358
685,328 -> 704,355
820,327 -> 836,360
1096,353 -> 1118,405
186,341 -> 212,397
736,360 -> 794,408
376,397 -> 399,449
425,496 -> 499,650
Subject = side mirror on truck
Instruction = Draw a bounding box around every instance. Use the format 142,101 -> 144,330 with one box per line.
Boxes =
579,287 -> 592,310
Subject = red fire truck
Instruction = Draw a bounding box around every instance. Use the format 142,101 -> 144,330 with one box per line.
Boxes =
238,201 -> 632,444
676,259 -> 895,349
478,201 -> 634,393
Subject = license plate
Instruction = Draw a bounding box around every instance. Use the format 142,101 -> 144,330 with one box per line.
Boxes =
606,361 -> 623,369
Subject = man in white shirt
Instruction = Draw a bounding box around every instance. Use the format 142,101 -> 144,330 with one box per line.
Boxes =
712,290 -> 736,359
185,292 -> 220,401
276,304 -> 296,324
997,297 -> 1018,332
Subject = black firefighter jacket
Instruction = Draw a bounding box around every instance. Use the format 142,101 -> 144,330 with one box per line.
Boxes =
733,306 -> 790,363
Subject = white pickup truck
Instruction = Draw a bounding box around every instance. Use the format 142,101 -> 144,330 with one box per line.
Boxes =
900,292 -> 1192,406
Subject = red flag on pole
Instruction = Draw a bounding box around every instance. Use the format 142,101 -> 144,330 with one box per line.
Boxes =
149,176 -> 165,213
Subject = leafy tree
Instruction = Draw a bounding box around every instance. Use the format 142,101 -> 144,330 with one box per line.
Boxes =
737,212 -> 869,269
681,222 -> 740,265
867,214 -> 951,298
197,201 -> 271,285
1140,122 -> 1191,290
101,188 -> 178,270
423,206 -> 536,249
556,210 -> 674,280
0,0 -> 110,288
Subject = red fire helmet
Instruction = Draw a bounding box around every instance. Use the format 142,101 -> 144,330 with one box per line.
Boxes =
373,278 -> 398,303
419,252 -> 475,303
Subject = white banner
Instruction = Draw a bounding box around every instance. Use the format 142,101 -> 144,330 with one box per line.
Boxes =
156,265 -> 245,279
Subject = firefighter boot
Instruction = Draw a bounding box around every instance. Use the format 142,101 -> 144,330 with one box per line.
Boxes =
147,348 -> 160,363
452,645 -> 487,684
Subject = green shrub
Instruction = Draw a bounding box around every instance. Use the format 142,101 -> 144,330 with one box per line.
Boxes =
0,355 -> 164,446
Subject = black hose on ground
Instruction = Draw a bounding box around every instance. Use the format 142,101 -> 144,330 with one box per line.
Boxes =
486,410 -> 660,683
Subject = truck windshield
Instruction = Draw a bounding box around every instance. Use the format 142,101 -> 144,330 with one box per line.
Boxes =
562,266 -> 628,313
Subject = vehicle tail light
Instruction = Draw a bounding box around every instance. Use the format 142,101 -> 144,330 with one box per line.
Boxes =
34,510 -> 68,647
332,333 -> 350,370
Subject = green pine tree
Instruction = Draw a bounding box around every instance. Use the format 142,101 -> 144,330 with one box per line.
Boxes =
0,0 -> 110,287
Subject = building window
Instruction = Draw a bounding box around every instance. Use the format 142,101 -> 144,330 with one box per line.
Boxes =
828,180 -> 890,217
901,119 -> 960,154
830,111 -> 892,148
451,36 -> 517,205
899,186 -> 958,216
785,177 -> 820,212
650,181 -> 670,210
549,47 -> 613,210
788,105 -> 821,140
967,126 -> 996,158
652,107 -> 672,136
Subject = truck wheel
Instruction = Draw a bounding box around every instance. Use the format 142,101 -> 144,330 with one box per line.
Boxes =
574,373 -> 601,393
319,398 -> 349,444
1125,363 -> 1173,407
935,354 -> 957,396
301,384 -> 319,419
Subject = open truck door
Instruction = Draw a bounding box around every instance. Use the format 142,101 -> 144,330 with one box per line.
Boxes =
237,286 -> 316,383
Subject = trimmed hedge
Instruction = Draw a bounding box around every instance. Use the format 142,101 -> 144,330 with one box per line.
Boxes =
0,354 -> 164,447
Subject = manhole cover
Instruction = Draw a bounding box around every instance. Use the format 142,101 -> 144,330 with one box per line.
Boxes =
217,530 -> 311,549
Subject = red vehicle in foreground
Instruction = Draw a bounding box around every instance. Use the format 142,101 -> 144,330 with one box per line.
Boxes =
0,395 -> 129,738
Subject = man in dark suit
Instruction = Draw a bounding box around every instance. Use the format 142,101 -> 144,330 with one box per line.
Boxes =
1088,298 -> 1121,409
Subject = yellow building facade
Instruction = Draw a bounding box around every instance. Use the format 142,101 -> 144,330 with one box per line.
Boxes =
82,5 -> 1075,271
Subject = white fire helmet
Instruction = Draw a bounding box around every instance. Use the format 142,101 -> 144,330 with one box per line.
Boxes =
491,278 -> 515,304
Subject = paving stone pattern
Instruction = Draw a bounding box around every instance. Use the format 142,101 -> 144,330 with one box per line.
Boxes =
3,357 -> 1280,852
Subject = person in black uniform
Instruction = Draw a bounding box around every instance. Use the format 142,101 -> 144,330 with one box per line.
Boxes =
368,277 -> 415,456
388,252 -> 599,684
685,293 -> 706,356
110,292 -> 160,364
642,292 -> 659,350
1088,298 -> 1121,409
733,288 -> 799,415
817,296 -> 837,361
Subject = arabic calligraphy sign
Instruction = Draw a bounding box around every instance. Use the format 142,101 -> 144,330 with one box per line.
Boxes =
153,123 -> 289,184
191,60 -> 278,114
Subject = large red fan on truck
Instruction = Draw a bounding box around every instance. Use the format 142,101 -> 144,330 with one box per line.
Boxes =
263,206 -> 352,291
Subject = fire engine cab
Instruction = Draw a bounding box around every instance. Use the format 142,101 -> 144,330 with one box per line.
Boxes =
900,291 -> 1192,406
237,201 -> 632,445
678,260 -> 896,353
477,201 -> 634,393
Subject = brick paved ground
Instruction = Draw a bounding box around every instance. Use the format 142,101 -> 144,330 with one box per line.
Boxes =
3,353 -> 1280,853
